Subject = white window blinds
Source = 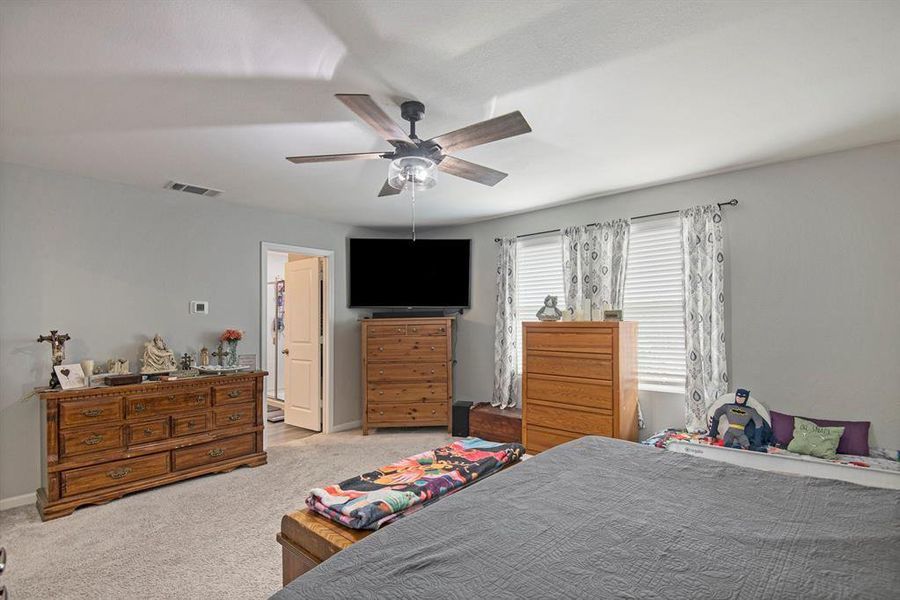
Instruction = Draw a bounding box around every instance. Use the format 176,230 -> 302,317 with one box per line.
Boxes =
623,215 -> 687,392
515,233 -> 564,370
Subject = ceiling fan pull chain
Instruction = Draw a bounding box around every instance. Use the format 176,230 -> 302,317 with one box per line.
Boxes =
410,178 -> 417,242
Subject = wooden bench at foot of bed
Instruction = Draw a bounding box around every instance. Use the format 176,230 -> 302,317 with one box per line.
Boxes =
277,509 -> 373,585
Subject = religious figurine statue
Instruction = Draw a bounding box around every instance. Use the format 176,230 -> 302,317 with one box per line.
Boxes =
180,353 -> 195,371
211,342 -> 229,367
199,346 -> 210,367
141,334 -> 177,373
37,330 -> 71,388
108,358 -> 130,375
536,295 -> 563,321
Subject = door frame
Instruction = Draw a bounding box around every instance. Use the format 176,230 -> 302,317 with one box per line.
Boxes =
259,242 -> 335,441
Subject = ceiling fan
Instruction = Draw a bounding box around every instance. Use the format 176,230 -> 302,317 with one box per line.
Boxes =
286,94 -> 532,197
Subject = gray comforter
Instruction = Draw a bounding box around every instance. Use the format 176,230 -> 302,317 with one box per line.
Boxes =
273,436 -> 900,599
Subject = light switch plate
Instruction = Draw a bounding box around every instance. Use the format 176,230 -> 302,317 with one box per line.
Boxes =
190,300 -> 209,314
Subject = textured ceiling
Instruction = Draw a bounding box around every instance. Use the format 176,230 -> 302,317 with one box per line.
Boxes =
1,0 -> 898,226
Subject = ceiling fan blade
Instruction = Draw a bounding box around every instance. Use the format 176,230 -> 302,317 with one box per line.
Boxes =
378,179 -> 402,197
429,111 -> 531,153
336,94 -> 413,145
286,152 -> 387,164
438,156 -> 508,186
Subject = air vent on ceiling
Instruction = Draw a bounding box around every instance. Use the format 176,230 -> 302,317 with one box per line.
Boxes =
164,181 -> 222,197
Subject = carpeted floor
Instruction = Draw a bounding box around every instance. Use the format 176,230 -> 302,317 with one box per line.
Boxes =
0,428 -> 451,599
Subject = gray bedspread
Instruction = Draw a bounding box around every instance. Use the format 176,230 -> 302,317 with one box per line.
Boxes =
273,436 -> 900,599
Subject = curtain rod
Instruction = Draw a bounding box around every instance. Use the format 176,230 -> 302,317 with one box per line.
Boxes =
494,199 -> 738,242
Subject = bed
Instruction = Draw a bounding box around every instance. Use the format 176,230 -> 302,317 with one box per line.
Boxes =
272,435 -> 899,599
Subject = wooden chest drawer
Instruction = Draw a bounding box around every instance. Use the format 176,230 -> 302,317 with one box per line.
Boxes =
526,330 -> 612,354
527,403 -> 612,437
60,424 -> 125,458
213,382 -> 255,405
525,426 -> 583,453
367,400 -> 446,424
367,323 -> 408,337
366,337 -> 447,361
405,323 -> 447,337
526,375 -> 612,411
172,412 -> 210,437
213,402 -> 256,429
127,418 -> 170,445
59,396 -> 123,429
526,352 -> 612,381
127,391 -> 209,419
367,362 -> 448,382
172,433 -> 256,471
62,453 -> 169,498
368,383 -> 447,403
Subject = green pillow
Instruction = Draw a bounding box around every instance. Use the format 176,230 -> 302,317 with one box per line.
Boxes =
787,417 -> 844,460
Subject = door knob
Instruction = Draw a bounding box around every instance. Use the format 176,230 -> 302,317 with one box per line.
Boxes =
281,348 -> 289,355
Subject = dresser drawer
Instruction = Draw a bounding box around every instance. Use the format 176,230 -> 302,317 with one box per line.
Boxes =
172,412 -> 210,437
60,424 -> 125,458
526,352 -> 612,381
61,453 -> 170,497
526,330 -> 612,354
527,403 -> 612,437
367,323 -> 407,337
405,323 -> 448,337
172,433 -> 256,471
213,382 -> 255,405
367,337 -> 448,361
367,362 -> 448,383
367,400 -> 447,424
127,418 -> 170,445
126,391 -> 209,419
368,383 -> 447,403
525,426 -> 583,453
59,396 -> 123,429
213,402 -> 256,429
526,375 -> 613,411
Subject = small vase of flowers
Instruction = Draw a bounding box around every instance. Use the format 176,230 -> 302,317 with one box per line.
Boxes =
220,329 -> 243,367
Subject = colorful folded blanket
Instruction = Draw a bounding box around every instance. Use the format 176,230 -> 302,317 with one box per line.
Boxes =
307,437 -> 525,530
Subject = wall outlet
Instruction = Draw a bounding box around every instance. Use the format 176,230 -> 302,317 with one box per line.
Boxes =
190,300 -> 209,314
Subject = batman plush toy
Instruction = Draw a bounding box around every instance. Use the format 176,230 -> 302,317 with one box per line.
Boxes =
708,389 -> 767,450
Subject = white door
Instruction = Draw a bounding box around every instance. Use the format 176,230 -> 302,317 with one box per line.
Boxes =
283,257 -> 322,431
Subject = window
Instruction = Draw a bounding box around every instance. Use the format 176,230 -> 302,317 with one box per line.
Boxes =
515,233 -> 564,370
623,215 -> 687,392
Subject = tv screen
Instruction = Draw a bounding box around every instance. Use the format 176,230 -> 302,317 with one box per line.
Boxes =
349,238 -> 471,308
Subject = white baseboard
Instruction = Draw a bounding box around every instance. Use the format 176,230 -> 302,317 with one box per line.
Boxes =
330,420 -> 361,433
0,491 -> 35,511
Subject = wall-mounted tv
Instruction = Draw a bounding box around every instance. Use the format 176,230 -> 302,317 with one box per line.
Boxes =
348,238 -> 471,308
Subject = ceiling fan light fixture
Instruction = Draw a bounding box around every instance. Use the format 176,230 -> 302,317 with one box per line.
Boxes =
388,156 -> 438,191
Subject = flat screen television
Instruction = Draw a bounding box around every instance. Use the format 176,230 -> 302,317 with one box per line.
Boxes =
348,238 -> 471,308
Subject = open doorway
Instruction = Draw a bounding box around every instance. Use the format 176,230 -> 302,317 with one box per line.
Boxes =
260,242 -> 334,448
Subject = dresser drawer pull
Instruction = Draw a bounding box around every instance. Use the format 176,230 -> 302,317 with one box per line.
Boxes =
378,346 -> 384,352
107,467 -> 132,480
430,369 -> 435,374
82,434 -> 104,446
168,395 -> 176,401
440,327 -> 445,333
228,413 -> 244,422
379,369 -> 384,375
378,391 -> 384,396
143,428 -> 155,436
208,448 -> 225,457
411,327 -> 418,332
430,346 -> 435,351
134,403 -> 145,413
82,408 -> 104,417
431,410 -> 436,415
379,411 -> 384,416
227,390 -> 242,398
193,395 -> 205,403
396,327 -> 403,332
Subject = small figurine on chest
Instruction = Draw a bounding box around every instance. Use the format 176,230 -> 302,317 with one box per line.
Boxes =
707,388 -> 764,450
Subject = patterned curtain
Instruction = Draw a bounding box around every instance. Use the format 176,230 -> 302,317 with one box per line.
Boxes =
681,205 -> 728,432
492,238 -> 518,409
562,219 -> 630,317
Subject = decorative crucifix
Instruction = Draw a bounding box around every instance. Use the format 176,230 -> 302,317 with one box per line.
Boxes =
180,353 -> 195,371
211,343 -> 229,367
37,329 -> 71,388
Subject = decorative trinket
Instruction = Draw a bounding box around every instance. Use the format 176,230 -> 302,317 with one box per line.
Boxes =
535,295 -> 563,321
37,330 -> 71,388
141,334 -> 177,373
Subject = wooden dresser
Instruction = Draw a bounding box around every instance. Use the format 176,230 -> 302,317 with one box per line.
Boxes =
361,317 -> 453,435
522,321 -> 638,453
37,371 -> 267,520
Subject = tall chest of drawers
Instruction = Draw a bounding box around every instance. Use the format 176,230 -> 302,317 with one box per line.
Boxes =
361,317 -> 453,435
522,321 -> 638,453
37,371 -> 267,520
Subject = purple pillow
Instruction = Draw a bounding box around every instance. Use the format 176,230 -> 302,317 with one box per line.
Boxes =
770,410 -> 870,456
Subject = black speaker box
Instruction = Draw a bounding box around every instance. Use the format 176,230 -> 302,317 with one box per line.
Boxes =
451,400 -> 473,437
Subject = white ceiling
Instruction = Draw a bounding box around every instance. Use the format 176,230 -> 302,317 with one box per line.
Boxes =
1,0 -> 898,227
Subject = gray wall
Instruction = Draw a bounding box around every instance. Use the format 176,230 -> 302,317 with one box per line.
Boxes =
426,142 -> 900,451
0,163 -> 371,502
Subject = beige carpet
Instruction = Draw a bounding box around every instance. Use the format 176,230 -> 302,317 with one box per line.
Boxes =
0,428 -> 451,599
